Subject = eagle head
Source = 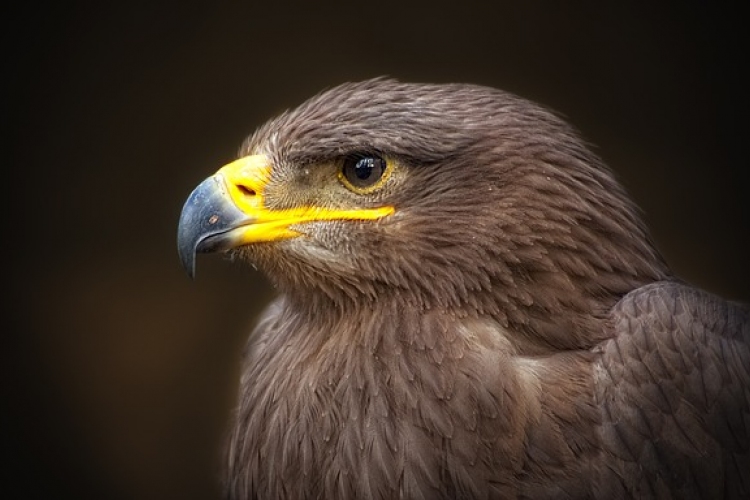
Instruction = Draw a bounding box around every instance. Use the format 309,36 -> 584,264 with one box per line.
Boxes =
177,78 -> 668,350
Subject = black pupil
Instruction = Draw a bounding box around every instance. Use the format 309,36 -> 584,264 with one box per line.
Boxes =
355,158 -> 376,179
344,156 -> 385,188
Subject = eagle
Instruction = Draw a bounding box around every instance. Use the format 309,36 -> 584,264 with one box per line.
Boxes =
177,78 -> 749,499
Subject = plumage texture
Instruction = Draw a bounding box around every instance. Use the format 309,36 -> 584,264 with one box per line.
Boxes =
200,79 -> 749,499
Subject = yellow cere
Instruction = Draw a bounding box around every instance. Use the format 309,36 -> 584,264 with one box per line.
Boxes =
212,154 -> 395,244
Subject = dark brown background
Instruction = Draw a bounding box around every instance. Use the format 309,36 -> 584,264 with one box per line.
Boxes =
4,2 -> 748,499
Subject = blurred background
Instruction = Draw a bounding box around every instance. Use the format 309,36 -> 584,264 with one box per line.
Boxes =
4,2 -> 748,499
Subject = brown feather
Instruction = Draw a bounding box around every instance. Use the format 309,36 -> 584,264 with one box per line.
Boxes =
200,79 -> 750,499
597,282 -> 750,499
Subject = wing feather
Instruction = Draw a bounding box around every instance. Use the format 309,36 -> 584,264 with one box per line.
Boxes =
597,281 -> 750,499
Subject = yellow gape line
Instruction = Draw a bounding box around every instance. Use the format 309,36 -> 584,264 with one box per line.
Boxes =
214,155 -> 395,245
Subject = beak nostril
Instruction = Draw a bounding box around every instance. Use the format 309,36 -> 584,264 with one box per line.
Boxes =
238,185 -> 256,197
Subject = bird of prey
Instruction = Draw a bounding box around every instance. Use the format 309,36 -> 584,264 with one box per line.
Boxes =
177,78 -> 749,499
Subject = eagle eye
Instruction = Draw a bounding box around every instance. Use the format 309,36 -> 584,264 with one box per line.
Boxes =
338,154 -> 392,194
